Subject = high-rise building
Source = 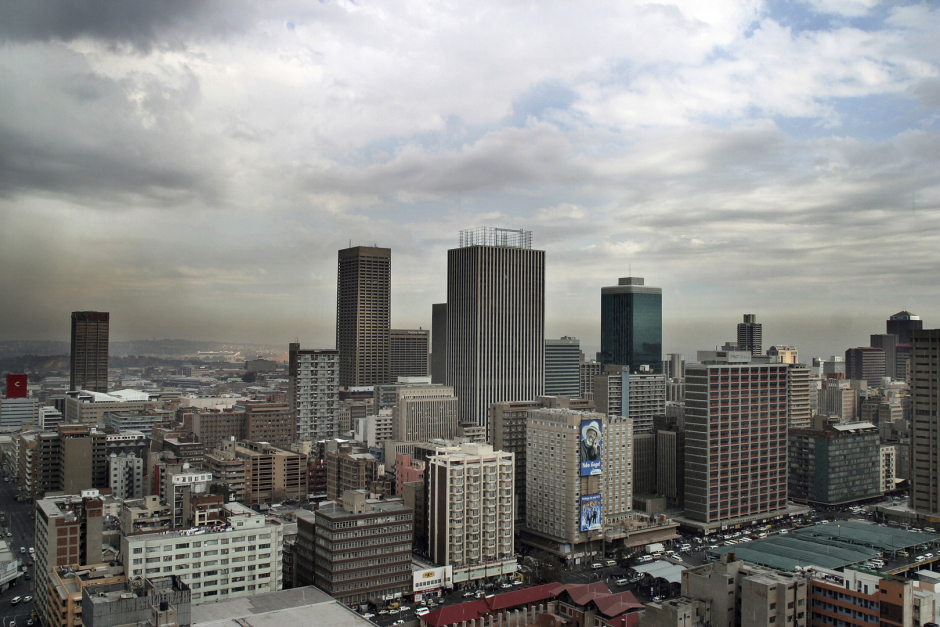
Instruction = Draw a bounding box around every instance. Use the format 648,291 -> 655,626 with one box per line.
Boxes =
787,363 -> 812,430
887,311 -> 923,344
288,344 -> 339,441
579,355 -> 602,399
663,354 -> 685,379
108,452 -> 144,499
594,365 -> 665,434
430,303 -> 448,384
545,337 -> 581,397
70,311 -> 109,392
523,408 -> 633,562
600,277 -> 662,372
845,347 -> 886,387
426,443 -> 516,584
871,334 -> 899,380
389,328 -> 430,379
295,491 -> 412,605
446,227 -> 545,435
736,314 -> 762,357
336,246 -> 391,387
392,384 -> 458,442
910,329 -> 940,515
684,359 -> 788,525
788,421 -> 881,505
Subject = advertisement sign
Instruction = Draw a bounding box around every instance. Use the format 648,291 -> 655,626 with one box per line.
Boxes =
580,494 -> 602,531
6,374 -> 27,399
579,419 -> 602,476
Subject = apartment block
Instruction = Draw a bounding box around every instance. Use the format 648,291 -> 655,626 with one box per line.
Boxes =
121,502 -> 284,605
288,344 -> 339,441
808,567 -> 911,627
211,439 -> 307,505
580,357 -> 602,400
787,363 -> 812,430
326,449 -> 377,502
109,452 -> 144,499
545,337 -> 581,398
426,443 -> 516,585
881,444 -> 898,493
190,408 -> 247,454
594,365 -> 665,434
240,401 -> 296,447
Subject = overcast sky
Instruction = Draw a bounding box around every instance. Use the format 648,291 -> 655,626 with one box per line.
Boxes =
1,0 -> 938,360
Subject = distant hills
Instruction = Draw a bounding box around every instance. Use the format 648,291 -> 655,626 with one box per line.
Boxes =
0,339 -> 285,360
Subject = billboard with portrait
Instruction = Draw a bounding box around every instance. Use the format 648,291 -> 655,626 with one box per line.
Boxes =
580,494 -> 602,531
579,418 -> 602,476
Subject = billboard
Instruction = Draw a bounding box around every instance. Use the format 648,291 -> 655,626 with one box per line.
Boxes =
580,494 -> 602,531
6,374 -> 27,399
579,418 -> 602,476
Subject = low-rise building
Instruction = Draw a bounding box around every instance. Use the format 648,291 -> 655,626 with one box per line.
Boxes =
82,575 -> 191,627
789,420 -> 882,505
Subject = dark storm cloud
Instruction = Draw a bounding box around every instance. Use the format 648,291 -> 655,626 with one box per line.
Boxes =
0,1 -> 256,51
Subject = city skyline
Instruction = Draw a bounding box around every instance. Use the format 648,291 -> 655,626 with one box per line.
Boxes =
1,2 -> 938,361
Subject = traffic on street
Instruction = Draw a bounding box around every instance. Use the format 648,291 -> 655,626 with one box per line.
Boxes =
0,468 -> 37,627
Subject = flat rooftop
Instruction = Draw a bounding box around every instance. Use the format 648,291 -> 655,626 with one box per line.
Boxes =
193,586 -> 372,627
707,521 -> 940,571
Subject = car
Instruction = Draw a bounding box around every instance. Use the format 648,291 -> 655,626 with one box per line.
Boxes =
26,561 -> 32,566
394,621 -> 405,626
24,574 -> 30,580
897,551 -> 909,557
5,532 -> 10,538
652,596 -> 664,602
398,606 -> 409,612
463,592 -> 475,598
591,563 -> 603,569
416,608 -> 430,617
916,555 -> 927,561
11,596 -> 21,605
362,614 -> 374,619
378,610 -> 389,615
28,548 -> 33,555
27,620 -> 34,627
605,559 -> 617,567
501,583 -> 512,589
19,547 -> 25,554
926,553 -> 935,559
615,578 -> 629,586
389,609 -> 400,615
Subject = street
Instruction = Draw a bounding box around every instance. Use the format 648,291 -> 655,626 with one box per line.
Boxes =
0,470 -> 36,627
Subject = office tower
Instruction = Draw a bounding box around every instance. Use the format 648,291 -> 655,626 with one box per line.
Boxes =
845,347 -> 886,387
430,303 -> 447,383
871,334 -> 899,379
736,314 -> 762,357
910,329 -> 940,515
392,384 -> 458,441
545,336 -> 581,397
295,491 -> 412,605
427,443 -> 515,584
288,344 -> 339,440
787,363 -> 812,430
594,365 -> 665,434
446,227 -> 545,435
70,311 -> 109,392
766,345 -> 798,364
389,328 -> 430,379
633,433 -> 656,493
600,277 -> 662,372
817,377 -> 859,422
240,401 -> 296,447
684,360 -> 788,524
788,421 -> 881,505
122,501 -> 283,604
524,408 -> 632,560
656,415 -> 685,509
896,343 -> 912,381
35,491 -> 106,627
0,396 -> 39,428
813,356 -> 845,377
336,245 -> 391,387
580,354 -> 602,399
888,311 -> 923,344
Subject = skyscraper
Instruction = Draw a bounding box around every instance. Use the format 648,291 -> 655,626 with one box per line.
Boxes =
910,329 -> 940,515
70,311 -> 109,392
336,246 -> 391,387
736,313 -> 762,357
845,347 -> 886,387
545,336 -> 581,397
430,303 -> 447,384
600,277 -> 662,372
389,328 -> 430,379
887,311 -> 923,344
684,358 -> 788,524
870,334 -> 899,380
446,227 -> 545,435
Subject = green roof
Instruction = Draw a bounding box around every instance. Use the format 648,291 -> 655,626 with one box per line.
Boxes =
707,522 -> 940,572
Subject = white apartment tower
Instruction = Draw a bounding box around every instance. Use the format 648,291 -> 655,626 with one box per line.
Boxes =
289,344 -> 339,440
446,227 -> 545,437
427,443 -> 516,584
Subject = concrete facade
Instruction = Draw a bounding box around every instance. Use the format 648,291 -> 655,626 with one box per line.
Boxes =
288,344 -> 339,441
337,246 -> 391,387
910,329 -> 940,517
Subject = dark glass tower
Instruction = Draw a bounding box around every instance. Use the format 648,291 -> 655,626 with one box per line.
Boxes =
887,311 -> 922,344
600,277 -> 662,373
336,246 -> 391,387
70,311 -> 109,392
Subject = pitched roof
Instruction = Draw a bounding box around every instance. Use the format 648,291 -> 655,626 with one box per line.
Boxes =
420,599 -> 490,627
